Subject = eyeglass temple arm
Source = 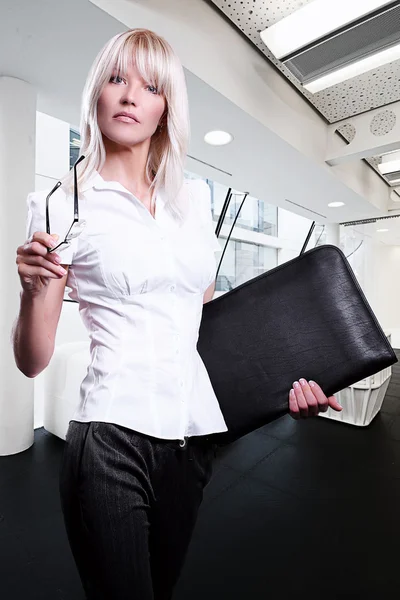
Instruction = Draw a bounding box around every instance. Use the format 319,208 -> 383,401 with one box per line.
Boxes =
73,154 -> 85,221
45,154 -> 85,236
45,181 -> 62,235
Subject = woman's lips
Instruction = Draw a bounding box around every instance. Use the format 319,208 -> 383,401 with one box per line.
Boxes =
114,115 -> 139,124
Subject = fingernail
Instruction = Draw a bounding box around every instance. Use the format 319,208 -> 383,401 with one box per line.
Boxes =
299,378 -> 307,386
290,389 -> 295,396
309,381 -> 316,387
49,239 -> 57,248
59,267 -> 67,275
293,381 -> 300,388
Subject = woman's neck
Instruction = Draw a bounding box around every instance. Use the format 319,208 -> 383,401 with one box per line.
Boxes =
100,139 -> 153,201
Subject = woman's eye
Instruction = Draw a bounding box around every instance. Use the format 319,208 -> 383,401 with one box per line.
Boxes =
110,75 -> 125,84
146,85 -> 158,94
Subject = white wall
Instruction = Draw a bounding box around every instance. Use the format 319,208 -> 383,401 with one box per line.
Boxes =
277,208 -> 315,265
340,224 -> 400,347
375,245 -> 400,347
35,112 -> 70,190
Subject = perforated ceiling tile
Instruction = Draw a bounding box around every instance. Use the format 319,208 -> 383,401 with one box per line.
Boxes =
314,61 -> 400,122
368,156 -> 383,169
211,1 -> 400,124
213,0 -> 314,28
370,110 -> 397,136
336,123 -> 357,143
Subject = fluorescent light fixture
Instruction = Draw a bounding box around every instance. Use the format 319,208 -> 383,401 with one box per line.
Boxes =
377,229 -> 389,232
378,151 -> 400,174
328,202 -> 345,208
260,0 -> 392,59
204,131 -> 233,146
305,42 -> 400,93
379,160 -> 400,175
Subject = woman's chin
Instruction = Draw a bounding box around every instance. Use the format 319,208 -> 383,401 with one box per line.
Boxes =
102,132 -> 148,149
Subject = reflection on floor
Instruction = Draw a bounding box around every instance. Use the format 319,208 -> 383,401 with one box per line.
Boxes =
1,352 -> 400,599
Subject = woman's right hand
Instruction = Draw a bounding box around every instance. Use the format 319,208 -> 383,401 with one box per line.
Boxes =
16,232 -> 68,297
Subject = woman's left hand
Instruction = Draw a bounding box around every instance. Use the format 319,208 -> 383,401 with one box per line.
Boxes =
289,379 -> 343,419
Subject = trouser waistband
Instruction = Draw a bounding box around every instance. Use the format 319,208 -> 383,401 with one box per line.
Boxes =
128,428 -> 215,450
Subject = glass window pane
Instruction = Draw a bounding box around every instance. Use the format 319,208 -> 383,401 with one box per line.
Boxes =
216,238 -> 278,293
183,171 -> 279,293
70,129 -> 81,170
262,201 -> 278,236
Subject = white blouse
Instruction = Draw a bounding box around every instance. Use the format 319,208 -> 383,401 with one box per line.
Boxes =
25,172 -> 229,441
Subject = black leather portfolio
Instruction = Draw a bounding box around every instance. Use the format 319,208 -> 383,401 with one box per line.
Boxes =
198,244 -> 397,446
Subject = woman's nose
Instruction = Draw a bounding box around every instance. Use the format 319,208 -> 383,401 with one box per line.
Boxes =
120,83 -> 139,106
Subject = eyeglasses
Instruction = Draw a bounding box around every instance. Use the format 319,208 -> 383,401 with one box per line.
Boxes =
46,154 -> 87,254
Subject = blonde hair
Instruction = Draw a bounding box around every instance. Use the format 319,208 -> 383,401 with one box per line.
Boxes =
62,29 -> 190,221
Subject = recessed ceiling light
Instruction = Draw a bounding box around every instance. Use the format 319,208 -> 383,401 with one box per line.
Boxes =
377,229 -> 389,232
204,131 -> 233,146
328,202 -> 345,208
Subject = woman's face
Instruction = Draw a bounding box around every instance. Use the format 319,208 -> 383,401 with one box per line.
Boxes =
97,61 -> 166,149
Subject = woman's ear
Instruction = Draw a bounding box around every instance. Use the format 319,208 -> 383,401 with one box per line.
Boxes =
159,110 -> 168,129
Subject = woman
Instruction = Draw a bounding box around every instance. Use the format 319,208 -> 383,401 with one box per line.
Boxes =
14,29 -> 342,600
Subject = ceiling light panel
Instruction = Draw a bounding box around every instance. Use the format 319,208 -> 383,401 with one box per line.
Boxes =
378,150 -> 400,174
304,43 -> 400,93
260,0 -> 394,59
283,2 -> 400,91
385,170 -> 400,184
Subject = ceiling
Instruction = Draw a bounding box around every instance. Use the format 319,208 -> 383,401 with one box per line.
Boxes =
1,0 -> 376,229
209,0 -> 400,186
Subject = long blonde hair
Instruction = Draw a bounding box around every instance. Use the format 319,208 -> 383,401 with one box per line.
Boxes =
63,29 -> 190,221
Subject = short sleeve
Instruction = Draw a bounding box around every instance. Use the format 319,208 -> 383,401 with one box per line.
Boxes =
190,179 -> 222,254
25,189 -> 77,265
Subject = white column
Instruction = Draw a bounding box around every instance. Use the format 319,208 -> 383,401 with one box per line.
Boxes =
325,223 -> 340,247
0,77 -> 36,456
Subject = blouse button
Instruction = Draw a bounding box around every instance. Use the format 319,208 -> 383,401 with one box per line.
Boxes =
170,285 -> 175,292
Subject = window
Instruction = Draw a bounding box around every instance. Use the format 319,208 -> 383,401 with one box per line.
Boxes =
70,129 -> 81,170
216,239 -> 278,292
184,171 -> 278,236
184,170 -> 279,293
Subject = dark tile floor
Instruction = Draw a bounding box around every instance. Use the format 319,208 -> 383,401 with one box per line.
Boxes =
2,353 -> 400,599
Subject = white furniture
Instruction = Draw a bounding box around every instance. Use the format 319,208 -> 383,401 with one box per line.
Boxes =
319,332 -> 394,426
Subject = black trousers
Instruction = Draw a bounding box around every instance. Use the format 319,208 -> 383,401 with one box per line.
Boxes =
59,420 -> 217,600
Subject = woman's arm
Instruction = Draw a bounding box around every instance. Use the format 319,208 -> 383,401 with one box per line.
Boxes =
203,280 -> 216,304
13,266 -> 69,377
